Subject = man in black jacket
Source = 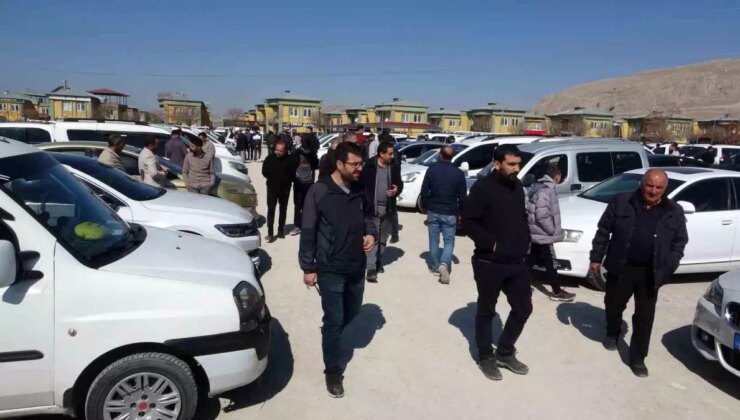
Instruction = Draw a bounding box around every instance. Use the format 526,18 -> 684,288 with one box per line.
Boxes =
299,142 -> 376,398
590,169 -> 688,377
359,140 -> 403,282
289,137 -> 320,236
461,144 -> 532,381
261,140 -> 293,242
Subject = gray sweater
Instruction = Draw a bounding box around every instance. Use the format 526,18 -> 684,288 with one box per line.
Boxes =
182,151 -> 215,186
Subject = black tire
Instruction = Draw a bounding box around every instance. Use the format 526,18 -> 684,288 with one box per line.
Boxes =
85,352 -> 198,420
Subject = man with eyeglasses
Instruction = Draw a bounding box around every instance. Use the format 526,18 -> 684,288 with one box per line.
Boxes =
299,142 -> 376,398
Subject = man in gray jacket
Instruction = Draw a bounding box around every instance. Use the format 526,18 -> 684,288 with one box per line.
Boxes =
526,164 -> 575,302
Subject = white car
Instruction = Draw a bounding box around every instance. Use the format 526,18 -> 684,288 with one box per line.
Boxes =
692,271 -> 740,378
51,152 -> 261,266
397,143 -> 469,211
679,143 -> 740,165
555,167 -> 740,285
0,137 -> 270,419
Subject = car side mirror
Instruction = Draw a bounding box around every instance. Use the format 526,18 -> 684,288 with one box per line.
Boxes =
523,173 -> 536,187
0,240 -> 17,288
677,200 -> 695,214
460,162 -> 470,173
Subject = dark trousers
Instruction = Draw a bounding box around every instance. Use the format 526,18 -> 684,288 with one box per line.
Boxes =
266,187 -> 290,236
254,143 -> 262,160
473,259 -> 533,359
318,270 -> 365,374
605,265 -> 658,362
390,208 -> 399,236
293,182 -> 313,228
528,243 -> 562,294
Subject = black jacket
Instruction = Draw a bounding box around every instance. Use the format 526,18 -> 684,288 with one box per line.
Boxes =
289,148 -> 319,184
461,171 -> 530,263
318,149 -> 336,179
299,177 -> 377,274
304,132 -> 320,154
261,153 -> 294,192
590,190 -> 688,288
359,156 -> 403,214
236,133 -> 248,152
420,161 -> 467,215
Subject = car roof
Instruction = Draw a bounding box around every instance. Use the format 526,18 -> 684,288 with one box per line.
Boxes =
517,138 -> 642,154
0,135 -> 40,159
625,167 -> 740,181
36,141 -> 143,154
400,141 -> 446,149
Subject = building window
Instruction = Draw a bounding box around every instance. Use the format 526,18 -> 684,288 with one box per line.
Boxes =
402,113 -> 410,123
413,114 -> 421,123
289,107 -> 298,117
63,102 -> 73,112
303,108 -> 312,118
40,107 -> 48,115
501,117 -> 509,126
0,104 -> 6,110
590,121 -> 598,130
76,102 -> 85,112
10,104 -> 20,112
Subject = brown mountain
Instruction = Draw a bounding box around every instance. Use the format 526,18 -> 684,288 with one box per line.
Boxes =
533,59 -> 740,120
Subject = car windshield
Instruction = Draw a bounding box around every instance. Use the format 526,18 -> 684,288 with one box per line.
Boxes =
580,173 -> 684,203
681,146 -> 707,157
411,149 -> 438,164
51,153 -> 166,201
0,152 -> 144,267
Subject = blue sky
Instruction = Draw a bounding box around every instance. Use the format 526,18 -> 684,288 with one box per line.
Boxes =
1,0 -> 738,115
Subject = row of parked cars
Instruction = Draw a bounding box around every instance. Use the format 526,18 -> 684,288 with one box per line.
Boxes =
0,121 -> 271,419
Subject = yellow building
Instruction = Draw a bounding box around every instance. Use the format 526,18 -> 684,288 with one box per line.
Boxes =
695,114 -> 739,143
547,107 -> 615,137
157,95 -> 211,126
243,110 -> 257,125
428,108 -> 468,132
0,92 -> 38,122
48,88 -> 101,120
262,91 -> 321,133
623,112 -> 694,143
21,91 -> 51,120
365,98 -> 434,137
466,103 -> 527,134
523,112 -> 547,133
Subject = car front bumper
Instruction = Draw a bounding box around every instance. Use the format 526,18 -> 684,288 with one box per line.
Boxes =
692,296 -> 740,378
552,242 -> 591,278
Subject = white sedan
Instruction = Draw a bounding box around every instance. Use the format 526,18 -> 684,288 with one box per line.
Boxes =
51,152 -> 261,266
555,167 -> 740,286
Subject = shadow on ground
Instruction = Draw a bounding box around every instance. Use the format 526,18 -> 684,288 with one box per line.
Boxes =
338,303 -> 387,368
556,301 -> 630,364
258,249 -> 272,276
381,246 -> 405,267
449,302 -> 503,361
662,325 -> 740,400
418,251 -> 460,271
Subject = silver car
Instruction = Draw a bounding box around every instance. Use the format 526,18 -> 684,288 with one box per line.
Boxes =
692,271 -> 740,378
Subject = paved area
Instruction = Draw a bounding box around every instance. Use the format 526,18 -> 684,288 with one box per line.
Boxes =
41,155 -> 739,419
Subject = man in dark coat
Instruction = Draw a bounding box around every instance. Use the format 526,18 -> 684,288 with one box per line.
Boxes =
261,140 -> 293,241
590,169 -> 688,378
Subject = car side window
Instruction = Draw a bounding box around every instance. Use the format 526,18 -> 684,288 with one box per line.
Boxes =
720,148 -> 740,165
26,128 -> 52,144
576,152 -> 613,182
74,177 -> 127,210
674,178 -> 731,212
456,144 -> 495,170
67,129 -> 99,141
401,147 -> 422,159
612,151 -> 642,174
653,147 -> 665,154
119,154 -> 140,176
57,148 -> 92,157
525,154 -> 568,183
0,127 -> 26,142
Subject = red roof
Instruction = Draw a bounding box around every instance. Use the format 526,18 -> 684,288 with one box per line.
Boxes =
88,88 -> 129,97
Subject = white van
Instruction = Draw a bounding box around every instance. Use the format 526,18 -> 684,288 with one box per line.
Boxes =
0,137 -> 270,419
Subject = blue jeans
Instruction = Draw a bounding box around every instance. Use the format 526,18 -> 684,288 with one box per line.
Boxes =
427,212 -> 457,270
318,270 -> 365,374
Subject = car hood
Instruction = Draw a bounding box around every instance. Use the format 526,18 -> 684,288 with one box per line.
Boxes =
718,271 -> 740,293
102,226 -> 260,292
557,194 -> 607,230
141,189 -> 253,223
401,163 -> 428,175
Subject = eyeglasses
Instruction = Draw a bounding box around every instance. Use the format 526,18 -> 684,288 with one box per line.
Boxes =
342,161 -> 363,168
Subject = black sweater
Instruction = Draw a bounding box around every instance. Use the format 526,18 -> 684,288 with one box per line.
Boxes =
461,171 -> 530,263
262,154 -> 294,192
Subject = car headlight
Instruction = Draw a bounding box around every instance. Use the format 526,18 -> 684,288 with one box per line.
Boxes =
216,222 -> 258,237
228,161 -> 249,175
704,278 -> 724,308
561,229 -> 583,243
226,146 -> 238,156
233,281 -> 265,330
402,172 -> 420,183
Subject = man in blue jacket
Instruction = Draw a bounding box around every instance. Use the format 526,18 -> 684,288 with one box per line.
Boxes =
420,146 -> 467,284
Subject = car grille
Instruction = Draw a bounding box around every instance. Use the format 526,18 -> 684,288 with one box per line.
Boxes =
719,345 -> 740,371
727,302 -> 740,328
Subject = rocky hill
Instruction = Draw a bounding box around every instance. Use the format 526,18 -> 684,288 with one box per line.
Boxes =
533,59 -> 740,120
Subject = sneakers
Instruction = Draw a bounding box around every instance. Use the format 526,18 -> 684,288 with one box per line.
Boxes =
603,335 -> 618,351
629,360 -> 649,378
325,373 -> 345,398
289,227 -> 301,236
438,264 -> 450,284
390,234 -> 399,244
496,354 -> 529,375
265,235 -> 277,243
477,356 -> 502,381
377,265 -> 385,274
549,290 -> 576,302
366,269 -> 378,283
278,231 -> 286,239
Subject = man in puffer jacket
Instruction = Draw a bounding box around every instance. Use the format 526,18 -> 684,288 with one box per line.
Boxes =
526,164 -> 575,302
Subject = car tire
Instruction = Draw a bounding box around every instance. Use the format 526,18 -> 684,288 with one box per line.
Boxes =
85,352 -> 198,420
416,195 -> 428,214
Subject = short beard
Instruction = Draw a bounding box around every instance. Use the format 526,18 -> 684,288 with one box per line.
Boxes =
495,170 -> 517,187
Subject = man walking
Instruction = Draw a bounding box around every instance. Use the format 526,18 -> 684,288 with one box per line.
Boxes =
461,144 -> 532,380
360,140 -> 402,282
526,164 -> 576,302
262,140 -> 293,242
139,136 -> 169,187
182,137 -> 215,194
305,126 -> 321,154
235,129 -> 248,162
98,134 -> 126,171
420,146 -> 467,284
590,169 -> 687,377
165,129 -> 188,167
289,136 -> 319,236
299,142 -> 376,398
265,130 -> 277,157
252,127 -> 263,161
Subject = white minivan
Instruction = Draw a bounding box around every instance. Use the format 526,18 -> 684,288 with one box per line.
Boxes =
0,137 -> 270,419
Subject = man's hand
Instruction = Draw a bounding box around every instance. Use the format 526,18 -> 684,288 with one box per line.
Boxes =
589,262 -> 601,274
387,185 -> 399,197
303,272 -> 317,287
363,235 -> 375,252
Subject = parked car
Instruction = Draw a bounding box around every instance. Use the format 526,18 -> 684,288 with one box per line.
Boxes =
35,141 -> 259,218
0,137 -> 270,419
692,271 -> 740,378
680,143 -> 740,165
556,167 -> 740,288
648,154 -> 710,167
50,152 -> 261,265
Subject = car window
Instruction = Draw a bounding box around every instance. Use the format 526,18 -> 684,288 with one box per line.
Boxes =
456,143 -> 495,170
119,154 -> 140,176
733,179 -> 740,210
26,128 -> 52,144
653,147 -> 665,154
523,154 -> 568,183
612,152 -> 642,174
576,152 -> 612,182
673,178 -> 731,212
400,146 -> 423,159
67,129 -> 99,141
55,148 -> 92,157
720,148 -> 740,165
0,127 -> 26,142
75,177 -> 127,210
581,173 -> 684,203
101,131 -> 169,156
648,155 -> 673,167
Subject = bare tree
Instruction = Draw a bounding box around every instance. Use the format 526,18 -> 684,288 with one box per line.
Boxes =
512,121 -> 527,135
225,107 -> 246,126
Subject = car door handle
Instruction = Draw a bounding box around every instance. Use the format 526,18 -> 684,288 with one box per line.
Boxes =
722,220 -> 733,225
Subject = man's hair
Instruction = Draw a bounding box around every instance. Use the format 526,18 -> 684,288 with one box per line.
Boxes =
108,134 -> 124,147
275,139 -> 286,147
381,128 -> 390,134
378,140 -> 394,155
367,133 -> 376,139
143,136 -> 157,148
545,164 -> 561,178
191,137 -> 203,147
440,146 -> 454,161
330,136 -> 344,148
355,125 -> 364,132
335,142 -> 362,164
493,144 -> 521,163
198,132 -> 207,138
343,132 -> 357,143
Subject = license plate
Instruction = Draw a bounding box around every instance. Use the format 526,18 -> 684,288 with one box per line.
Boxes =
734,333 -> 740,350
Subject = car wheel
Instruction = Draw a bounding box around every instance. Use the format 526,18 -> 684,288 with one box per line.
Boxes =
416,195 -> 428,214
85,352 -> 198,420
